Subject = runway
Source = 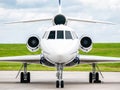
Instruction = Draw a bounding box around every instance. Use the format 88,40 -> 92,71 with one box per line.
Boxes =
0,71 -> 120,90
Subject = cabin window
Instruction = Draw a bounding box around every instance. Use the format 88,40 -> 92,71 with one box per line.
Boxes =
65,31 -> 72,39
57,31 -> 64,39
48,31 -> 55,39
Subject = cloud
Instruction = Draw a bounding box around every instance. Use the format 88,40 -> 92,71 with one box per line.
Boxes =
0,7 -> 54,23
0,0 -> 56,22
77,0 -> 120,10
0,0 -> 120,43
16,0 -> 48,5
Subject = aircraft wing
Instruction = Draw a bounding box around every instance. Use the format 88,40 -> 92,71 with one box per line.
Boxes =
80,55 -> 120,64
0,55 -> 41,64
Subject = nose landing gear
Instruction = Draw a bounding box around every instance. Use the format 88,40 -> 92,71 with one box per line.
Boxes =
56,64 -> 64,88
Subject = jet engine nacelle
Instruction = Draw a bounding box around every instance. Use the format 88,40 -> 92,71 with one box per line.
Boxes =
80,36 -> 92,52
27,35 -> 40,52
53,14 -> 67,25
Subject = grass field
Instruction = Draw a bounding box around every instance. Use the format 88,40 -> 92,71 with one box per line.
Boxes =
0,43 -> 120,72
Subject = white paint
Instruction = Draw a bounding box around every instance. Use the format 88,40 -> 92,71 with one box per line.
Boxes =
41,25 -> 79,64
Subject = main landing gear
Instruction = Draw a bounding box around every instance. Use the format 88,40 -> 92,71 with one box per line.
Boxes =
20,63 -> 30,83
56,64 -> 64,88
89,63 -> 102,83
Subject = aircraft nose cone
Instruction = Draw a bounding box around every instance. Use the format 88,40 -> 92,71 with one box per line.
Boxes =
55,52 -> 65,62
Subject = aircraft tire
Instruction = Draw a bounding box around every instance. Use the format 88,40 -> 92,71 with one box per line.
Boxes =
56,80 -> 59,88
27,72 -> 30,83
89,72 -> 93,83
96,72 -> 99,81
20,72 -> 24,83
94,72 -> 101,83
61,80 -> 64,88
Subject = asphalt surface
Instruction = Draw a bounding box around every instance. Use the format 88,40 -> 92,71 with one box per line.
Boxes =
0,71 -> 120,90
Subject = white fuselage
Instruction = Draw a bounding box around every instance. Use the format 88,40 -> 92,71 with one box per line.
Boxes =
40,25 -> 80,64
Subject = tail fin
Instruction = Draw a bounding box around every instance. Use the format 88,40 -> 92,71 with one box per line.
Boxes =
58,0 -> 62,13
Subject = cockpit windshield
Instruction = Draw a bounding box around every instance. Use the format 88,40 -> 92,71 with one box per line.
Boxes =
57,31 -> 64,39
48,30 -> 73,39
48,31 -> 55,39
65,31 -> 72,39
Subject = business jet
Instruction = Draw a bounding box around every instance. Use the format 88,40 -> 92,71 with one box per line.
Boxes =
1,0 -> 120,88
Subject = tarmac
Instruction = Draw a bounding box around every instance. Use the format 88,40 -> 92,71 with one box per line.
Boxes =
0,71 -> 120,90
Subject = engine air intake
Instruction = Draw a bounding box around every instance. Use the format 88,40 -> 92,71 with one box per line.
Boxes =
81,37 -> 92,48
28,36 -> 39,48
27,36 -> 40,52
80,36 -> 92,52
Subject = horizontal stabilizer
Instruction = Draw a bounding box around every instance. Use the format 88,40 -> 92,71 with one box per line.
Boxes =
68,17 -> 115,25
5,18 -> 52,24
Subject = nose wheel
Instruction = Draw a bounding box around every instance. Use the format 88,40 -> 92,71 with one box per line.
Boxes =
56,80 -> 64,88
56,64 -> 64,88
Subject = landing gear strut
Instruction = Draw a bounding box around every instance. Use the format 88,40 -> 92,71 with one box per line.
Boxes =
89,63 -> 101,83
20,63 -> 30,83
56,64 -> 64,88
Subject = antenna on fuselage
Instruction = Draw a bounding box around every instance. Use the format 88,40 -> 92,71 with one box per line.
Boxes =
58,0 -> 62,13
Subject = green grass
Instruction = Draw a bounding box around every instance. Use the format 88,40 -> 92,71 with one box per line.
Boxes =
80,43 -> 120,57
0,43 -> 120,71
0,44 -> 41,57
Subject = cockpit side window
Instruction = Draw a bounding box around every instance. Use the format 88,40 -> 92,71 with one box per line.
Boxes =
57,31 -> 64,39
42,31 -> 48,39
48,31 -> 55,39
65,31 -> 72,39
72,31 -> 78,39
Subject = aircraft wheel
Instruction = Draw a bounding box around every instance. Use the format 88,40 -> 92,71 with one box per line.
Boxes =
27,72 -> 30,83
94,72 -> 101,83
20,72 -> 30,83
56,80 -> 59,88
61,80 -> 64,88
20,72 -> 24,83
89,72 -> 93,83
96,72 -> 99,81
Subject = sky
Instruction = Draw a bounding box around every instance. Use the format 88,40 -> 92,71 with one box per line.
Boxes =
0,0 -> 120,43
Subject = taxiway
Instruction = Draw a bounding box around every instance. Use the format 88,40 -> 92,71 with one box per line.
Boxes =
0,71 -> 120,90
